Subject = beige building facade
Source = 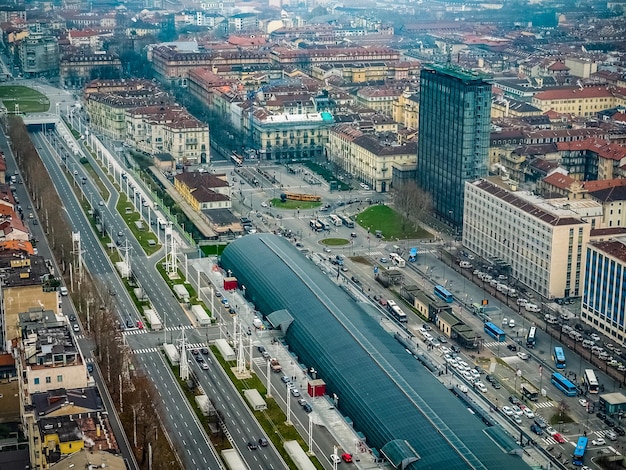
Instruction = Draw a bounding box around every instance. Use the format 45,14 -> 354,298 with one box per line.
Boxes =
463,177 -> 590,299
327,124 -> 416,192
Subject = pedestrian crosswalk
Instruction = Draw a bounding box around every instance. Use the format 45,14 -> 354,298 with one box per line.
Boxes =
121,324 -> 195,336
134,347 -> 159,354
132,343 -> 206,355
542,436 -> 565,445
535,401 -> 554,409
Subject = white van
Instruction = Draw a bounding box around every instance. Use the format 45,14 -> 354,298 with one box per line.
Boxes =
525,303 -> 540,313
516,298 -> 528,306
59,286 -> 68,296
459,261 -> 472,269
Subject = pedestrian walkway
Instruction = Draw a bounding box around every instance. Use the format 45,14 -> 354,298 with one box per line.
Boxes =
535,401 -> 554,409
542,436 -> 561,445
134,347 -> 160,354
121,324 -> 194,336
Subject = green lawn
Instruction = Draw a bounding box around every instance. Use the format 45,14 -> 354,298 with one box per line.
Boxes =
356,205 -> 432,240
0,85 -> 50,113
320,237 -> 350,246
270,198 -> 321,210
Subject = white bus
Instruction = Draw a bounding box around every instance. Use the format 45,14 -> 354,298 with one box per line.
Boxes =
389,253 -> 406,268
584,369 -> 599,394
390,305 -> 408,323
329,214 -> 343,226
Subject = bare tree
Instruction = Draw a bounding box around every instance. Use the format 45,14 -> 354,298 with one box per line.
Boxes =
392,181 -> 433,231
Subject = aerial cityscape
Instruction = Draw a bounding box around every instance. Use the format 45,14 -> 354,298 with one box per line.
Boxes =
0,0 -> 625,469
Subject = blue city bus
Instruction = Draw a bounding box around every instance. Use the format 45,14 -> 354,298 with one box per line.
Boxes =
551,372 -> 578,397
484,322 -> 506,342
553,346 -> 566,369
434,285 -> 453,303
340,215 -> 354,228
573,436 -> 588,466
408,248 -> 417,262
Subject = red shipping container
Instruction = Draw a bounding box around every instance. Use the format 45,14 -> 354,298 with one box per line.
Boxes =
308,379 -> 326,397
223,277 -> 238,290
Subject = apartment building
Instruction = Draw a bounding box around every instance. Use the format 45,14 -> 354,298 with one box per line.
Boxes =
126,106 -> 209,165
582,238 -> 626,343
60,52 -> 122,89
392,92 -> 419,129
269,46 -> 399,69
531,86 -> 626,117
463,177 -> 590,299
150,45 -> 269,85
1,254 -> 59,352
355,86 -> 404,116
556,138 -> 626,181
18,34 -> 59,76
327,124 -> 416,192
85,87 -> 172,140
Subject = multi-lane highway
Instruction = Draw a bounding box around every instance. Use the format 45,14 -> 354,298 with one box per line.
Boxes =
33,126 -> 300,470
31,130 -> 224,469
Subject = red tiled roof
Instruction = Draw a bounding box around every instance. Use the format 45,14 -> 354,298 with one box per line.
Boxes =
557,138 -> 626,161
534,86 -> 622,101
613,112 -> 626,123
591,239 -> 626,263
583,178 -> 626,192
0,353 -> 15,367
590,227 -> 626,237
0,239 -> 34,255
543,172 -> 577,190
548,61 -> 569,71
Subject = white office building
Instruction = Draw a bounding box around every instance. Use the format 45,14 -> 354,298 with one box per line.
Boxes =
463,178 -> 591,299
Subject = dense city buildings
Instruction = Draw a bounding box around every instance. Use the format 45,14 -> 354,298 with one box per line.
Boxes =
3,0 -> 626,468
417,65 -> 492,228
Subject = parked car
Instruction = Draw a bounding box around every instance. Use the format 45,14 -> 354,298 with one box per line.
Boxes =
592,438 -> 606,446
530,424 -> 543,435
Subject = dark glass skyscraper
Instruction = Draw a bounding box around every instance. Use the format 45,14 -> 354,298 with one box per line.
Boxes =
416,65 -> 491,229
